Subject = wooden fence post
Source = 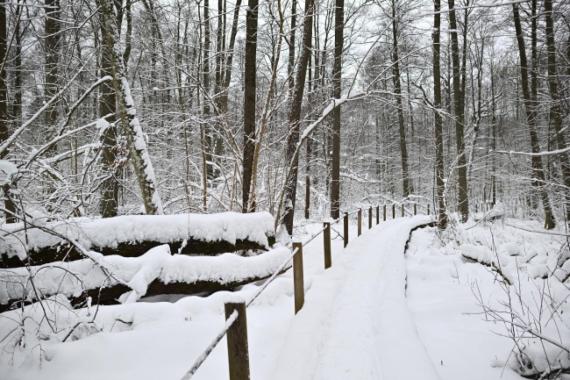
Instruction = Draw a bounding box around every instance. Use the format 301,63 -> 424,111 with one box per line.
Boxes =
343,212 -> 349,247
225,302 -> 250,380
414,204 -> 417,215
392,203 -> 396,219
357,208 -> 362,236
383,204 -> 387,221
401,204 -> 405,217
368,206 -> 372,229
293,242 -> 304,314
323,222 -> 331,269
376,205 -> 380,225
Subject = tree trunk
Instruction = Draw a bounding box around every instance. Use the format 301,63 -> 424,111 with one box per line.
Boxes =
448,0 -> 469,221
544,0 -> 570,225
202,0 -> 215,180
330,0 -> 343,220
391,0 -> 412,198
512,3 -> 556,229
44,0 -> 61,143
98,5 -> 120,218
242,0 -> 258,213
96,0 -> 163,215
288,0 -> 297,98
432,0 -> 447,229
13,6 -> 22,126
0,1 -> 7,155
490,60 -> 497,207
220,0 -> 242,114
0,1 -> 16,222
283,0 -> 315,235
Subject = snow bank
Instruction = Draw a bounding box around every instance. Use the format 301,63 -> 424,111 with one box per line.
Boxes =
430,217 -> 570,378
0,212 -> 275,260
0,160 -> 17,185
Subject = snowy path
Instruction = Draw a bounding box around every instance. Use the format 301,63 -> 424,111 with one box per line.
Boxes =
273,216 -> 440,380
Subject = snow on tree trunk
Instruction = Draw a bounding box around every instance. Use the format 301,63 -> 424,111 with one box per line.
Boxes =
96,0 -> 163,215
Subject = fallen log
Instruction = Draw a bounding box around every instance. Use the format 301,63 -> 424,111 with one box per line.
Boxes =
1,277 -> 270,313
461,245 -> 513,286
0,212 -> 276,268
0,245 -> 291,313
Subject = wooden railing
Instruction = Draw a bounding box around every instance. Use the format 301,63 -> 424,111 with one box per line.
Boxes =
180,201 -> 431,380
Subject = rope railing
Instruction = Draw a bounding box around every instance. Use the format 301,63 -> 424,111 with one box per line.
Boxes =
246,246 -> 300,308
179,201 -> 431,380
180,310 -> 239,380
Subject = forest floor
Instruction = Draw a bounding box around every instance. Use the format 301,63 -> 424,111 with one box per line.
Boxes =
1,215 -> 567,380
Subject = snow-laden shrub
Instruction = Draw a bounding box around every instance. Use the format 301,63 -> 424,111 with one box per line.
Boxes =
455,219 -> 570,378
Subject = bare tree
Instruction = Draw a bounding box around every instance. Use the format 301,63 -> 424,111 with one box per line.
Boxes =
432,0 -> 447,229
242,0 -> 258,212
44,0 -> 61,143
96,0 -> 164,215
448,0 -> 469,221
544,0 -> 570,225
391,0 -> 412,198
283,0 -> 315,235
512,2 -> 555,229
330,0 -> 344,219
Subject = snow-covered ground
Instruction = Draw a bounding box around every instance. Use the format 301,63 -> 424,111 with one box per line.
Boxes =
407,218 -> 569,380
1,215 -> 567,380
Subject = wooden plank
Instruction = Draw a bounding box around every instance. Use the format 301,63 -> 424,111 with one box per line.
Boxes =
225,302 -> 251,380
293,242 -> 304,313
323,222 -> 331,269
343,212 -> 349,247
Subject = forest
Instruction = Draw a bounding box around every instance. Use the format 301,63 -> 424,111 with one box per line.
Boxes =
0,0 -> 567,230
0,0 -> 569,379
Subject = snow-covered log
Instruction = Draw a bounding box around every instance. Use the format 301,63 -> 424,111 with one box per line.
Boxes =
461,244 -> 513,285
0,212 -> 275,268
0,244 -> 290,313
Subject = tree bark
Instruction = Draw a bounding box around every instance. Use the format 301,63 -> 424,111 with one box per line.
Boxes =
512,3 -> 556,229
242,0 -> 258,213
202,0 -> 215,180
330,0 -> 343,220
391,0 -> 412,198
96,0 -> 163,215
44,0 -> 61,142
98,3 -> 119,218
0,2 -> 7,153
490,59 -> 497,207
448,0 -> 469,221
220,0 -> 242,114
288,0 -> 297,98
544,0 -> 570,225
432,0 -> 447,229
283,0 -> 315,235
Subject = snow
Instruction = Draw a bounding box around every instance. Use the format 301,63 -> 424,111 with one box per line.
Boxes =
0,212 -> 275,259
0,160 -> 18,186
406,219 -> 569,379
1,215 -> 567,379
119,74 -> 164,215
272,216 -> 438,380
0,244 -> 291,306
